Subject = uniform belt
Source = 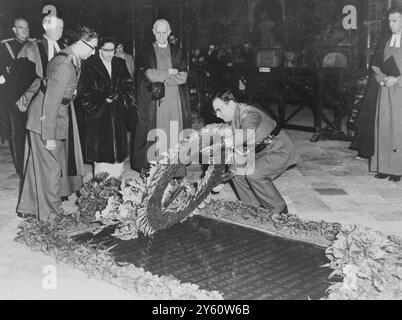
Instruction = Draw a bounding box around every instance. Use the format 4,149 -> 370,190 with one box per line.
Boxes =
40,79 -> 71,106
255,124 -> 282,153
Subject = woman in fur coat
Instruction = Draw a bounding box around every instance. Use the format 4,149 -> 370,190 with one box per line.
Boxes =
75,37 -> 136,177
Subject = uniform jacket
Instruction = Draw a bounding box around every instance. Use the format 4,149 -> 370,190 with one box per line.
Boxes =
17,37 -> 65,110
26,47 -> 80,140
0,37 -> 28,76
232,103 -> 301,168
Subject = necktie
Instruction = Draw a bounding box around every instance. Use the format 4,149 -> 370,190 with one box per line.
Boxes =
47,40 -> 60,61
53,41 -> 60,53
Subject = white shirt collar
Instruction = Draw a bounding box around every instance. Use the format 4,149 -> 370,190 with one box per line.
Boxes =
43,35 -> 60,60
390,34 -> 401,48
156,42 -> 168,48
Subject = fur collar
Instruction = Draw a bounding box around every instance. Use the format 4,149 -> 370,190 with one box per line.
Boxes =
86,55 -> 122,83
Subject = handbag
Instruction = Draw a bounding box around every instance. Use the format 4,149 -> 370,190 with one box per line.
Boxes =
150,82 -> 165,100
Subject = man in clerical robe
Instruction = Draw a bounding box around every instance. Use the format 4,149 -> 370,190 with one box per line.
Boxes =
130,19 -> 191,173
349,36 -> 388,159
17,15 -> 65,112
0,18 -> 32,176
370,7 -> 402,182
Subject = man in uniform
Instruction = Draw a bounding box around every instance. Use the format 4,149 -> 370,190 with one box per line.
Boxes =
16,16 -> 82,200
17,28 -> 99,221
0,18 -> 32,176
209,90 -> 300,218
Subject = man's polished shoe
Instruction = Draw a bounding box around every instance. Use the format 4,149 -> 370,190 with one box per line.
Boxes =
374,173 -> 389,179
389,175 -> 401,182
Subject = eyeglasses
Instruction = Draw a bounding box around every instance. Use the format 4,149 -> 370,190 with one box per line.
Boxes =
100,48 -> 115,53
81,39 -> 96,51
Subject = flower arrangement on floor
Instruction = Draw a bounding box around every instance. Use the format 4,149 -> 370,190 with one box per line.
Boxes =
76,172 -> 122,223
198,199 -> 342,247
324,225 -> 402,300
15,216 -> 223,300
94,123 -> 234,240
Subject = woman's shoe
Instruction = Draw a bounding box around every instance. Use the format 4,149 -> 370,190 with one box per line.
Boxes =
389,175 -> 401,182
374,173 -> 389,179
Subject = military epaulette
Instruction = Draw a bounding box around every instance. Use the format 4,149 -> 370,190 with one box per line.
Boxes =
61,52 -> 79,66
66,53 -> 81,72
54,51 -> 72,63
1,38 -> 14,44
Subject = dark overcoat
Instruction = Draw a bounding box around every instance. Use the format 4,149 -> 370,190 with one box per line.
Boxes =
75,55 -> 136,164
130,44 -> 191,171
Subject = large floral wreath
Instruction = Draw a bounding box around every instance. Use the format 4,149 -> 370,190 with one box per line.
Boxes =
76,123 -> 235,240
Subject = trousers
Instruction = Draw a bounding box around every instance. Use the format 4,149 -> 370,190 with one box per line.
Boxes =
231,147 -> 290,214
17,131 -> 83,221
8,106 -> 27,176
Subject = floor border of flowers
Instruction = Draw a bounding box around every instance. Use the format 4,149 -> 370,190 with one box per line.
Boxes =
17,195 -> 402,300
198,200 -> 340,248
16,216 -> 223,300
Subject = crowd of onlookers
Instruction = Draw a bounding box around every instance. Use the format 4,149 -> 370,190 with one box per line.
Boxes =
190,42 -> 255,69
187,42 -> 256,115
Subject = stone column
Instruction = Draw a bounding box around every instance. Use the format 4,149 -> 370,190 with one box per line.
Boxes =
247,0 -> 261,32
277,0 -> 287,46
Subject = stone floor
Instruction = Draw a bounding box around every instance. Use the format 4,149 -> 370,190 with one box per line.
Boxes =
1,125 -> 402,299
